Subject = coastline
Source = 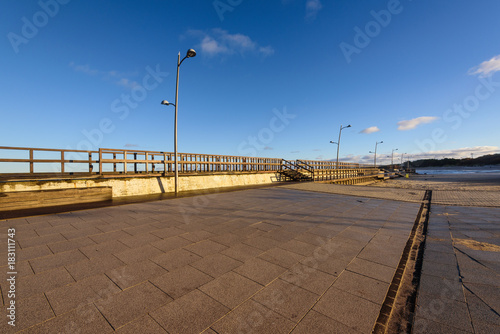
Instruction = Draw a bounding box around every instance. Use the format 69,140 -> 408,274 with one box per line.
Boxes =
370,172 -> 500,191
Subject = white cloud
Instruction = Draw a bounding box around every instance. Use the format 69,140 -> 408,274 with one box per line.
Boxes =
189,29 -> 274,57
69,62 -> 139,89
306,0 -> 323,20
468,54 -> 500,77
397,116 -> 438,131
360,126 -> 380,134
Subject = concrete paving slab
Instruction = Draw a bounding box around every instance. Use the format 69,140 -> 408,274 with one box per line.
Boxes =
65,254 -> 126,281
313,287 -> 381,333
199,271 -> 263,309
190,253 -> 243,277
95,282 -> 172,329
150,289 -> 229,334
220,242 -> 263,262
332,270 -> 390,305
115,315 -> 167,333
150,265 -> 213,299
252,279 -> 319,321
150,248 -> 201,271
210,299 -> 295,334
291,310 -> 362,334
233,257 -> 287,285
346,258 -> 395,284
106,261 -> 167,290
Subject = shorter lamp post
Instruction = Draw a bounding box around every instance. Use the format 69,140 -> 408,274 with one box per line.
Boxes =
369,141 -> 383,167
391,148 -> 398,166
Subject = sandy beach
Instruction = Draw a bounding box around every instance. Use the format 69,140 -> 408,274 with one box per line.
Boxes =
370,172 -> 500,191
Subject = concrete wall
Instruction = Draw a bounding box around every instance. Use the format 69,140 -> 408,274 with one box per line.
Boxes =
0,172 -> 281,198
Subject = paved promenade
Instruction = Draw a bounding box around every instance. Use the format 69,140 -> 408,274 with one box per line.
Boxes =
414,205 -> 500,333
1,187 -> 421,333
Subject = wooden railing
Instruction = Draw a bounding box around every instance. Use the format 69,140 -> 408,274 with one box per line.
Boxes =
0,146 -> 282,179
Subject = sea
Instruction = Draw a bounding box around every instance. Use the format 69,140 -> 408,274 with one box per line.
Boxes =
415,166 -> 500,175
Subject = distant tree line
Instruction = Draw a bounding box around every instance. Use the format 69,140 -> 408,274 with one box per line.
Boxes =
408,154 -> 500,167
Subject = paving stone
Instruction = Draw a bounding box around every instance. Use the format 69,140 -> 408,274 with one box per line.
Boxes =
122,224 -> 159,236
183,239 -> 228,257
413,317 -> 472,334
0,293 -> 54,332
35,224 -> 78,237
151,289 -> 229,334
332,270 -> 389,305
279,239 -> 318,256
151,265 -> 213,299
150,235 -> 192,252
463,289 -> 500,328
95,282 -> 172,329
313,287 -> 381,333
45,274 -> 121,315
66,254 -> 126,281
346,257 -> 395,284
62,226 -> 102,240
243,235 -> 281,251
17,233 -> 66,249
210,299 -> 294,334
17,245 -> 53,262
293,232 -> 330,246
180,230 -> 215,242
113,244 -> 164,264
220,242 -> 263,262
16,267 -> 75,300
118,232 -> 162,248
89,230 -> 132,244
79,239 -> 130,259
421,260 -> 460,281
106,261 -> 168,290
209,232 -> 246,246
464,282 -> 500,314
115,315 -> 167,333
422,249 -> 458,266
190,253 -> 243,277
199,271 -> 263,308
418,274 -> 464,302
19,304 -> 114,333
151,248 -> 201,271
47,237 -> 96,254
252,279 -> 319,321
29,249 -> 87,274
416,293 -> 473,332
258,247 -> 305,269
291,310 -> 361,334
280,262 -> 337,295
233,257 -> 287,285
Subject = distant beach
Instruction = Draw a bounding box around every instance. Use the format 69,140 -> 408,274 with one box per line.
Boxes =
372,166 -> 500,191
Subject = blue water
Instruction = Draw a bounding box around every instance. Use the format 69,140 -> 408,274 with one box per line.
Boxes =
416,167 -> 500,175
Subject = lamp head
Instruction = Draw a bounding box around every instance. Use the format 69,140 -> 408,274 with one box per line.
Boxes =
161,100 -> 170,105
346,124 -> 351,128
186,49 -> 197,58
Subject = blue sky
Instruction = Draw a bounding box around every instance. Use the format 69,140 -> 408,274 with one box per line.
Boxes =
2,0 -> 500,164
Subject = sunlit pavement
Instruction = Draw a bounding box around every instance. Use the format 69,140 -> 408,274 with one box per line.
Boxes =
1,187 -> 421,333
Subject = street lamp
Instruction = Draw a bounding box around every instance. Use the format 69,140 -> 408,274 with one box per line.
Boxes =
400,152 -> 407,168
161,48 -> 197,195
369,141 -> 383,167
330,124 -> 351,170
391,148 -> 398,166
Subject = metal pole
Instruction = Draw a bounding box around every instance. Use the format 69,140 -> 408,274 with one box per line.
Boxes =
336,125 -> 342,170
174,52 -> 180,195
374,142 -> 377,167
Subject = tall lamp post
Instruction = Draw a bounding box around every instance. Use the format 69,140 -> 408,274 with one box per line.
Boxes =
369,141 -> 383,167
161,48 -> 197,195
400,152 -> 407,169
330,124 -> 351,170
391,148 -> 398,166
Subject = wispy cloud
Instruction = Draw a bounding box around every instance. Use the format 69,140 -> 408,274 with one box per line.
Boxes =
305,0 -> 323,20
468,54 -> 500,77
124,143 -> 139,148
411,146 -> 499,160
187,28 -> 274,57
312,149 -> 321,151
397,116 -> 438,131
69,62 -> 139,89
290,150 -> 300,153
315,155 -> 324,160
360,126 -> 380,134
264,146 -> 273,150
